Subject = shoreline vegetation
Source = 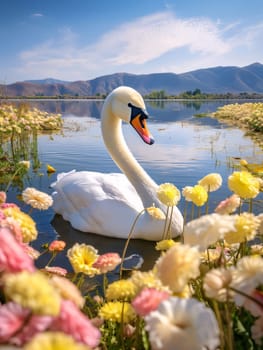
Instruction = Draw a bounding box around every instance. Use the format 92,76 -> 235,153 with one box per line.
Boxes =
1,89 -> 263,100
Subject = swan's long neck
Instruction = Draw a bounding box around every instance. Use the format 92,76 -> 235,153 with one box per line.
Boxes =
101,104 -> 158,208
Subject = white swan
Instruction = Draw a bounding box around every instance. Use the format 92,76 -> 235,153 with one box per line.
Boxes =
51,86 -> 183,240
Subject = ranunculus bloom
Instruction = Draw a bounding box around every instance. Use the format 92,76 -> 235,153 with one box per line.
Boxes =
228,171 -> 260,199
44,266 -> 68,276
154,243 -> 200,293
11,314 -> 53,346
214,194 -> 241,215
0,302 -> 30,343
182,185 -> 208,206
243,289 -> 263,317
203,268 -> 233,302
145,297 -> 220,350
2,206 -> 38,243
99,301 -> 136,323
198,173 -> 222,192
224,212 -> 260,244
132,287 -> 170,316
48,240 -> 66,252
130,270 -> 171,294
105,279 -> 136,301
24,331 -> 89,350
0,227 -> 35,273
155,239 -> 176,251
50,275 -> 84,308
231,256 -> 263,307
93,252 -> 121,274
184,213 -> 236,251
146,206 -> 166,220
3,271 -> 61,316
22,187 -> 53,210
157,183 -> 181,206
67,243 -> 99,276
50,299 -> 101,348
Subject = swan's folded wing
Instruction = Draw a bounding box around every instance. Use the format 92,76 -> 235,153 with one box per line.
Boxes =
51,171 -> 144,236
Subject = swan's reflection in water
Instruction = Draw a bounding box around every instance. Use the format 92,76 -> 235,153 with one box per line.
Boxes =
40,214 -> 161,279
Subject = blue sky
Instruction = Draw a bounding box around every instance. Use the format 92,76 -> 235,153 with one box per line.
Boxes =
1,0 -> 263,83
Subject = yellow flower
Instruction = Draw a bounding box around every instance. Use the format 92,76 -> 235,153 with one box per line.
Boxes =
198,173 -> 222,192
157,183 -> 181,206
146,206 -> 166,220
105,279 -> 136,301
4,271 -> 61,316
24,332 -> 90,350
224,212 -> 260,245
182,185 -> 208,206
67,243 -> 99,276
2,206 -> 38,243
18,160 -> 31,170
130,270 -> 170,294
22,187 -> 53,210
228,171 -> 260,199
99,301 -> 136,323
155,239 -> 177,251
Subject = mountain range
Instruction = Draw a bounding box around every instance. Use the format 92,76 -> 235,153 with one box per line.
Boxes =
1,62 -> 263,97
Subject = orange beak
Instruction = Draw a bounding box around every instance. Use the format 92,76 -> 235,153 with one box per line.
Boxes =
130,108 -> 155,145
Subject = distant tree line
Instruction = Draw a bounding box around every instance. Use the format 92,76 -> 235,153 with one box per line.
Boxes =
144,89 -> 263,100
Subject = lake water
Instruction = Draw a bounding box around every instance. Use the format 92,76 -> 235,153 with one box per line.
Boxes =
5,99 -> 263,271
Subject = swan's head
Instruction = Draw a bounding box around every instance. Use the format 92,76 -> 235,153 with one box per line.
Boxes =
109,86 -> 154,145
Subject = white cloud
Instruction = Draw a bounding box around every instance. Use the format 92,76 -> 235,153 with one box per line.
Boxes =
31,13 -> 43,17
16,11 -> 263,81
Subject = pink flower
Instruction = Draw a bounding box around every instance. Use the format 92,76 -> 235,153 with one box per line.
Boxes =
0,203 -> 19,209
0,227 -> 35,273
50,299 -> 101,348
214,194 -> 241,215
11,314 -> 53,346
0,302 -> 29,343
93,252 -> 122,274
243,289 -> 263,317
132,287 -> 170,317
43,266 -> 68,276
0,216 -> 23,242
48,240 -> 66,252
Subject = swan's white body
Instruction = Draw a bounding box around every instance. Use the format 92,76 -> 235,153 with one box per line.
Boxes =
51,86 -> 183,240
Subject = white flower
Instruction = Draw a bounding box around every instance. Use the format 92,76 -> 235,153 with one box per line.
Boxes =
184,213 -> 236,251
154,244 -> 200,293
203,268 -> 233,302
145,297 -> 220,350
231,256 -> 263,306
22,187 -> 53,210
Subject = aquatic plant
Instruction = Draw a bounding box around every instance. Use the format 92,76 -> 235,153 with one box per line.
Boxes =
0,102 -> 62,190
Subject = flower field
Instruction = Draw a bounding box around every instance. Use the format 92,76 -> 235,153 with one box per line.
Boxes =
0,102 -> 262,349
212,102 -> 263,149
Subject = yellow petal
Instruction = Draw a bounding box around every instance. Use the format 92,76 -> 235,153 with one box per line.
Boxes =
46,164 -> 56,173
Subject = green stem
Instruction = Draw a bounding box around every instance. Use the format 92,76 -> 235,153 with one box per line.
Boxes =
45,252 -> 57,267
212,300 -> 225,350
119,208 -> 146,279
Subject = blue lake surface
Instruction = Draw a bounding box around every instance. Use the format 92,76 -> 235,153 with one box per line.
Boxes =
6,99 -> 263,270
